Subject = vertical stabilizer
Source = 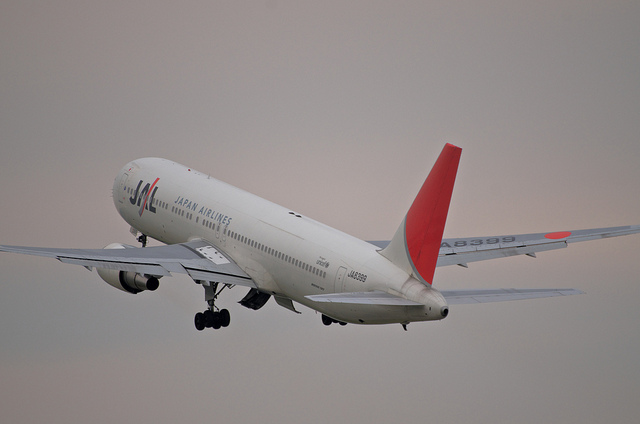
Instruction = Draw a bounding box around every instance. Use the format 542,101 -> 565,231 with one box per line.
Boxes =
380,144 -> 461,285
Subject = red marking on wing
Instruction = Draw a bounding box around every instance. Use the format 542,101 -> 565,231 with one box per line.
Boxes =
405,143 -> 462,284
544,231 -> 572,239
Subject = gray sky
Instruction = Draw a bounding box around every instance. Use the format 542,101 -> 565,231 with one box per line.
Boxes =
1,1 -> 639,423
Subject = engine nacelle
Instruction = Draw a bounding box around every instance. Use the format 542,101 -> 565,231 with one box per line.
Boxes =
97,268 -> 160,294
96,243 -> 160,294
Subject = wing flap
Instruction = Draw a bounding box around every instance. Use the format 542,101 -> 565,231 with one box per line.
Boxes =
184,268 -> 254,287
306,291 -> 423,306
441,288 -> 584,304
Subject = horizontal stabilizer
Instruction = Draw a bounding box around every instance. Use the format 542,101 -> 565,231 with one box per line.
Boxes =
441,288 -> 584,304
306,291 -> 423,306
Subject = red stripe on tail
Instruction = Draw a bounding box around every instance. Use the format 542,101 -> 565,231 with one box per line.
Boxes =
405,144 -> 461,284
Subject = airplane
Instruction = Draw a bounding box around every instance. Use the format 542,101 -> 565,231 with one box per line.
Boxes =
1,143 -> 639,331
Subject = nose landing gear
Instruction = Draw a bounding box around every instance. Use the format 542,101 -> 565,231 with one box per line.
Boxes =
137,234 -> 148,247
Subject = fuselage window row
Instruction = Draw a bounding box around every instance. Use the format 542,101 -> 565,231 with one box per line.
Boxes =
158,211 -> 327,280
137,194 -> 322,279
226,230 -> 326,279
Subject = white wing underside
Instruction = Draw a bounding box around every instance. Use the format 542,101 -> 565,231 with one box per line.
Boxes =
0,240 -> 256,288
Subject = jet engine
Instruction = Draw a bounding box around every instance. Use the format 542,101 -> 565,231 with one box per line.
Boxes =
96,243 -> 160,294
97,268 -> 159,294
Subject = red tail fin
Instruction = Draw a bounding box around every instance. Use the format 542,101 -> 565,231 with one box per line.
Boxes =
381,144 -> 461,284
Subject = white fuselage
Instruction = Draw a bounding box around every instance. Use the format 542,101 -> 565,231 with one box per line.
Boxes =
112,158 -> 447,324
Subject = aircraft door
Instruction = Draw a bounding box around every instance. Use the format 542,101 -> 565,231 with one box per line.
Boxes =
221,224 -> 228,246
117,173 -> 130,205
334,266 -> 347,292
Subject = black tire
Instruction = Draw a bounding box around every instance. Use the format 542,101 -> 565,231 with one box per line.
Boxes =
194,312 -> 205,331
203,309 -> 214,328
212,312 -> 222,329
220,309 -> 231,327
321,314 -> 333,326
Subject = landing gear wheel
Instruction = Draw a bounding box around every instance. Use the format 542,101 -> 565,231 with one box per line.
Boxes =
220,309 -> 231,327
211,312 -> 222,330
194,312 -> 205,331
203,309 -> 214,328
321,314 -> 347,326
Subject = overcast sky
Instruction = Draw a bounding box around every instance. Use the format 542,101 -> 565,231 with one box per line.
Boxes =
1,1 -> 639,423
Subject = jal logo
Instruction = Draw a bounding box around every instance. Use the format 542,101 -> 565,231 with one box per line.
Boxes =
129,178 -> 160,216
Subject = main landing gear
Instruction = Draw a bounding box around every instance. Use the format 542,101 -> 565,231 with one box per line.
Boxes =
194,281 -> 232,331
194,308 -> 230,331
322,314 -> 347,326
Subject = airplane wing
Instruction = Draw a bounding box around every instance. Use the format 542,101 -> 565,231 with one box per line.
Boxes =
0,240 -> 255,288
441,288 -> 584,304
370,225 -> 640,268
